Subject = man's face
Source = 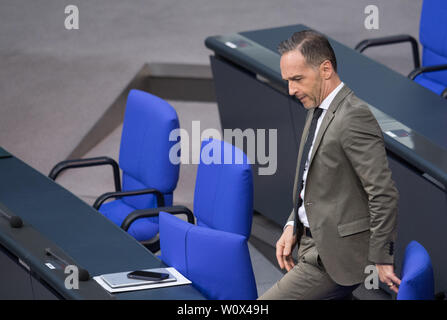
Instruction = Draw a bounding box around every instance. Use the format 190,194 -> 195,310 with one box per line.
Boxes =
280,50 -> 323,109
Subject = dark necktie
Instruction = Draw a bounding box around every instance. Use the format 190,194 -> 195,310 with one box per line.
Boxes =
293,107 -> 323,235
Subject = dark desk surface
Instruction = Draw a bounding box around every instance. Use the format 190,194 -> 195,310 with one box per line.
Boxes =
205,24 -> 447,188
0,149 -> 204,300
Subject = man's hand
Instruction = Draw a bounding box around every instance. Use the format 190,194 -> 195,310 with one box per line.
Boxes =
376,264 -> 401,294
276,225 -> 298,272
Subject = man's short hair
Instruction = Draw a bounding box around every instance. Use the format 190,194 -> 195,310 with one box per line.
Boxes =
278,30 -> 337,73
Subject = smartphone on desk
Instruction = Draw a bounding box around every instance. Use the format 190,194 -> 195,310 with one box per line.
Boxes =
101,269 -> 175,289
127,270 -> 170,281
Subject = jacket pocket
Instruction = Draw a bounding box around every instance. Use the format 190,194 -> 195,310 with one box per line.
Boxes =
337,216 -> 370,237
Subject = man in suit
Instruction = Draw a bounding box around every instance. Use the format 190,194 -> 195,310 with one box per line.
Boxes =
259,30 -> 400,300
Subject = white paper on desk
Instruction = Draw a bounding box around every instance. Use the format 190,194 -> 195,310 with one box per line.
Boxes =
93,267 -> 191,293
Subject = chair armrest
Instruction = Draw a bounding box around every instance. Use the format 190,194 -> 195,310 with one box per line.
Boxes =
93,188 -> 166,210
408,63 -> 447,80
120,205 -> 195,231
48,156 -> 121,192
355,34 -> 420,69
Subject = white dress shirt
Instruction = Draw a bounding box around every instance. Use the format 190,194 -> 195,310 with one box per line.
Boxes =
286,82 -> 344,229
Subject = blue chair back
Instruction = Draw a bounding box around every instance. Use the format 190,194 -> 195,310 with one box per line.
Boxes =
397,241 -> 434,300
193,139 -> 253,238
417,0 -> 447,93
159,212 -> 258,300
119,89 -> 180,209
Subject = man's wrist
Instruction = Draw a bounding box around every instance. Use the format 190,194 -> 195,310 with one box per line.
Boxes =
285,221 -> 294,230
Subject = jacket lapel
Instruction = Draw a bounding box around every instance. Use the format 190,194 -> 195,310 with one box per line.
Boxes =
308,85 -> 352,166
292,85 -> 352,206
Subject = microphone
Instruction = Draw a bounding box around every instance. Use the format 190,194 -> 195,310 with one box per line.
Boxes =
45,248 -> 90,281
0,208 -> 23,228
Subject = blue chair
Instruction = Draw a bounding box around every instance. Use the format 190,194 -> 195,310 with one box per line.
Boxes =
192,139 -> 254,238
397,241 -> 434,300
355,0 -> 447,98
121,138 -> 254,239
121,139 -> 257,299
49,89 -> 180,252
159,212 -> 257,300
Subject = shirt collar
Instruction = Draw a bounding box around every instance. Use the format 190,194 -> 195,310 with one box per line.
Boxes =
318,82 -> 344,110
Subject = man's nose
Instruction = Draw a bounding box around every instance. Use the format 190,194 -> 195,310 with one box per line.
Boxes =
288,82 -> 298,96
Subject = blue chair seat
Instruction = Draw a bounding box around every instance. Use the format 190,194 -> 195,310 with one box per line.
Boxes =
102,89 -> 179,244
153,139 -> 257,300
414,74 -> 446,95
397,241 -> 434,300
48,89 -> 180,251
159,212 -> 257,300
416,0 -> 447,95
193,139 -> 253,238
355,0 -> 447,97
100,199 -> 159,241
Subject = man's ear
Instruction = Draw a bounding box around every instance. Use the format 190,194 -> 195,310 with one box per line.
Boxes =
319,60 -> 333,80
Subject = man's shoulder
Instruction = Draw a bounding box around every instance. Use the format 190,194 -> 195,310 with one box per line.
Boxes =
334,86 -> 383,138
337,88 -> 374,119
338,87 -> 367,109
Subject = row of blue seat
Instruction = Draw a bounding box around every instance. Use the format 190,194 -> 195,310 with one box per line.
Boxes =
49,89 -> 257,299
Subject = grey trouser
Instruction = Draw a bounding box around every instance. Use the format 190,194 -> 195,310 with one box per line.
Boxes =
258,234 -> 360,300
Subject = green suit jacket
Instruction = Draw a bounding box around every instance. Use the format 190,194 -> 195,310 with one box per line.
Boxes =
288,84 -> 399,286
